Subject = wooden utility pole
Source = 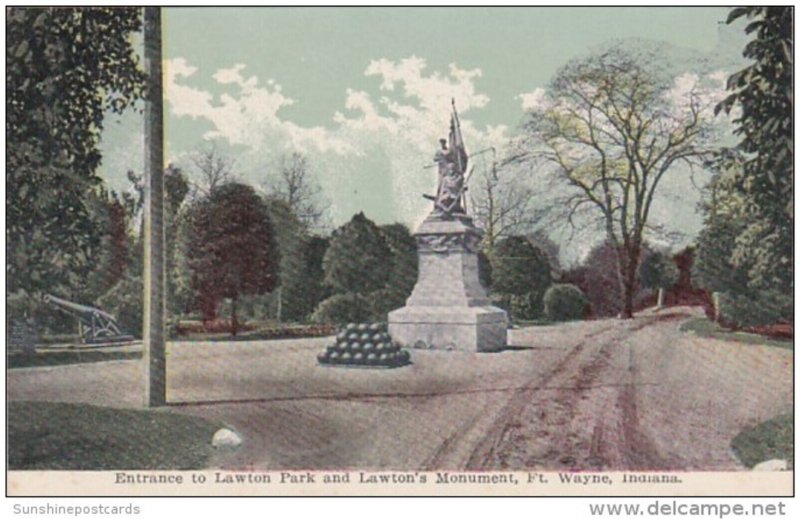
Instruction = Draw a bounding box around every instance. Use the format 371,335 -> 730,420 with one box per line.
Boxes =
143,6 -> 166,407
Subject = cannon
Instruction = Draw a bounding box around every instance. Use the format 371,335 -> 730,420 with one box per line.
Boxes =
43,294 -> 134,344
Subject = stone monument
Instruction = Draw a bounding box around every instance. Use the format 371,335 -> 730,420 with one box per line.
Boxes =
388,101 -> 508,352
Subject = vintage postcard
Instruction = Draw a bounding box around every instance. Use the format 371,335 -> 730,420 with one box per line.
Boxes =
5,5 -> 794,498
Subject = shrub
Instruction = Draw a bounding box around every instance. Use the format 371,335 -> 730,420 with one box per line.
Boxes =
97,275 -> 143,338
716,290 -> 792,329
544,284 -> 588,322
311,292 -> 371,325
510,292 -> 545,321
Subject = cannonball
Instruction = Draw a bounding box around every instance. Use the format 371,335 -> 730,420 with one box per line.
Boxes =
317,351 -> 329,364
336,330 -> 348,342
357,323 -> 368,332
353,352 -> 364,363
347,341 -> 359,352
329,351 -> 340,363
363,342 -> 375,353
398,350 -> 410,364
359,333 -> 371,343
347,332 -> 360,342
341,351 -> 352,363
346,323 -> 357,332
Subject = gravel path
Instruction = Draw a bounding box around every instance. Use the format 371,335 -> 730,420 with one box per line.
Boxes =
7,307 -> 792,470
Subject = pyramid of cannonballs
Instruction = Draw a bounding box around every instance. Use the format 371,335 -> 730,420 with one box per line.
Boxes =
318,322 -> 410,368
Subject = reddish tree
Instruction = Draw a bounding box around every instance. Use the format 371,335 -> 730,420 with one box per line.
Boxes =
664,247 -> 713,311
562,240 -> 653,318
185,183 -> 279,335
105,195 -> 129,290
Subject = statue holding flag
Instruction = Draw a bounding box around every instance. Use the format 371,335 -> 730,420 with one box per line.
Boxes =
430,100 -> 471,215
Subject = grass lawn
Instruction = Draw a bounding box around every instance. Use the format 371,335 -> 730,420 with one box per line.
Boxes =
731,414 -> 794,469
8,401 -> 221,470
679,317 -> 793,351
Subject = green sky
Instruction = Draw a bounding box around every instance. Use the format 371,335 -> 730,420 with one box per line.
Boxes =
98,6 -> 746,261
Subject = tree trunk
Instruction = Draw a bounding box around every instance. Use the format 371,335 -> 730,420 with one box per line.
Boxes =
231,296 -> 238,337
620,279 -> 635,319
201,295 -> 216,324
619,255 -> 637,319
142,6 -> 166,408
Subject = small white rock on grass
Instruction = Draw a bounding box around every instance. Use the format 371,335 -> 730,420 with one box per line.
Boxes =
752,459 -> 789,471
212,428 -> 243,448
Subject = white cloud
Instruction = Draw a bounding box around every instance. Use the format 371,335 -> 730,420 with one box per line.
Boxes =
365,56 -> 489,114
518,88 -> 547,111
212,63 -> 248,85
165,58 -> 353,155
165,58 -> 214,119
164,56 -> 509,227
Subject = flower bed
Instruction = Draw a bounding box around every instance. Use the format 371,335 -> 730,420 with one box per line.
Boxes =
175,321 -> 336,341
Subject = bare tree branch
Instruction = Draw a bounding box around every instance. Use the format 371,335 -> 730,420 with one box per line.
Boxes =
189,141 -> 235,196
262,152 -> 330,231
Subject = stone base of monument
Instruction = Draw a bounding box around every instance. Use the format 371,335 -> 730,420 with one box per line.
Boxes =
388,213 -> 508,352
388,305 -> 507,352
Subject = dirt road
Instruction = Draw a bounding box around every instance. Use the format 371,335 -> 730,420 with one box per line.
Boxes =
7,307 -> 792,470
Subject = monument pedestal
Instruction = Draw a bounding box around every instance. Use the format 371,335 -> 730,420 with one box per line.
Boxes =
388,214 -> 507,352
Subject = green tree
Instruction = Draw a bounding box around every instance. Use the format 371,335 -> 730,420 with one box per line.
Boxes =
114,165 -> 190,322
522,43 -> 716,318
714,7 -> 792,297
83,188 -> 131,302
322,212 -> 391,295
694,156 -> 792,326
490,236 -> 553,320
164,166 -> 190,318
637,251 -> 679,309
378,223 -> 418,311
693,157 -> 752,299
264,196 -> 308,322
6,7 -> 145,297
295,236 -> 331,320
185,183 -> 279,334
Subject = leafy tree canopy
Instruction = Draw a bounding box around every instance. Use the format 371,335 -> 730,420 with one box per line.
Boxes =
491,236 -> 553,297
185,183 -> 279,328
7,7 -> 146,296
322,212 -> 391,295
637,251 -> 679,291
713,7 -> 793,295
